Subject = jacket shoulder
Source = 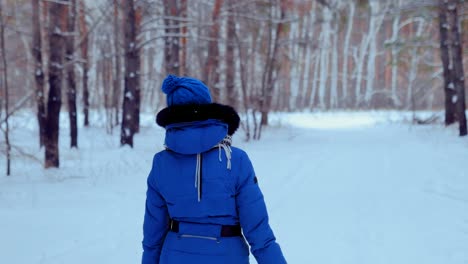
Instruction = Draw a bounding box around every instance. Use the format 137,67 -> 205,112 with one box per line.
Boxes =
230,147 -> 255,171
230,146 -> 249,159
148,150 -> 171,174
153,149 -> 176,160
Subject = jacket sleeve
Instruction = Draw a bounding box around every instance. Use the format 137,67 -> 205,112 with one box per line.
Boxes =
236,152 -> 287,264
142,155 -> 170,264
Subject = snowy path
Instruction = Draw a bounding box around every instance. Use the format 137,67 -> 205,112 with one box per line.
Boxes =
257,125 -> 468,263
1,115 -> 468,264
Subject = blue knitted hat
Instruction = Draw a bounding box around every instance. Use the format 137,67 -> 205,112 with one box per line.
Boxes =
162,74 -> 212,106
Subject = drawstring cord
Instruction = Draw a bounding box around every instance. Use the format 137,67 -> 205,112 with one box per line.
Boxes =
194,153 -> 201,202
194,136 -> 233,202
216,136 -> 232,170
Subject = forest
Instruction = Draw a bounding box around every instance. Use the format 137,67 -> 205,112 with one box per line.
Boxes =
1,1 -> 468,263
0,0 -> 467,172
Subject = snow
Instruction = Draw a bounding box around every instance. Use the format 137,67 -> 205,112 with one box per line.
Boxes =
125,91 -> 133,99
53,26 -> 62,35
1,111 -> 468,264
124,127 -> 131,137
50,62 -> 63,69
448,4 -> 457,11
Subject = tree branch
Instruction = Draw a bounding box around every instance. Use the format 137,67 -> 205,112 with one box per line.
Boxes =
0,90 -> 35,126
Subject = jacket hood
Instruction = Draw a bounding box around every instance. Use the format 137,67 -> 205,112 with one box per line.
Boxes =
156,103 -> 240,154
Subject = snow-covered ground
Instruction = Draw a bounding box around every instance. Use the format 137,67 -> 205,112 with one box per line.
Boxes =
1,111 -> 468,264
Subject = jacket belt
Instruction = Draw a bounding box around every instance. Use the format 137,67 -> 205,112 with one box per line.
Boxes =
169,220 -> 242,237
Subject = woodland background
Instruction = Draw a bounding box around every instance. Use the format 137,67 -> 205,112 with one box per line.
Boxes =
0,0 -> 467,171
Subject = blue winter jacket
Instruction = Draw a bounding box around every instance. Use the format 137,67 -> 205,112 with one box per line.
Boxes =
142,103 -> 286,264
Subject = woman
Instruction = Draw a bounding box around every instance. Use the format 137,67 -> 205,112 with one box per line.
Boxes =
142,75 -> 286,264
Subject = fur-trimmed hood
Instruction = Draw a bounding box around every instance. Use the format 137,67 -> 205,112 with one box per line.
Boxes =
156,103 -> 240,136
155,103 -> 240,154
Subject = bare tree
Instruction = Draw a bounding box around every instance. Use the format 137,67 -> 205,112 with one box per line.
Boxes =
364,1 -> 387,106
304,4 -> 319,109
120,0 -> 140,147
225,0 -> 237,108
440,0 -> 466,136
45,0 -> 68,168
389,0 -> 402,108
0,0 -> 11,175
439,0 -> 457,126
179,0 -> 188,76
134,6 -> 142,132
79,0 -> 90,127
296,4 -> 314,110
204,0 -> 223,102
32,0 -> 46,148
99,36 -> 114,133
66,0 -> 78,148
317,6 -> 331,109
163,0 -> 180,75
113,0 -> 121,126
259,0 -> 287,128
233,3 -> 253,141
342,1 -> 355,108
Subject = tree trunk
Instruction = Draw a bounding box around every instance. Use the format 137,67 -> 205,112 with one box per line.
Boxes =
180,0 -> 187,76
304,4 -> 318,109
225,1 -> 237,108
390,8 -> 401,108
439,0 -> 456,125
234,28 -> 250,141
204,0 -> 223,102
447,0 -> 467,136
66,0 -> 78,148
163,0 -> 180,76
407,19 -> 426,113
79,0 -> 89,127
32,0 -> 46,148
101,41 -> 113,133
296,14 -> 308,110
120,0 -> 139,147
278,25 -> 291,112
133,6 -> 142,133
364,1 -> 382,106
248,29 -> 259,107
342,1 -> 355,108
260,0 -> 286,126
353,13 -> 366,107
354,2 -> 386,107
146,45 -> 157,108
330,17 -> 339,108
45,0 -> 67,168
82,55 -> 89,126
306,53 -> 320,109
0,0 -> 11,175
113,0 -> 121,126
318,7 -> 331,109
